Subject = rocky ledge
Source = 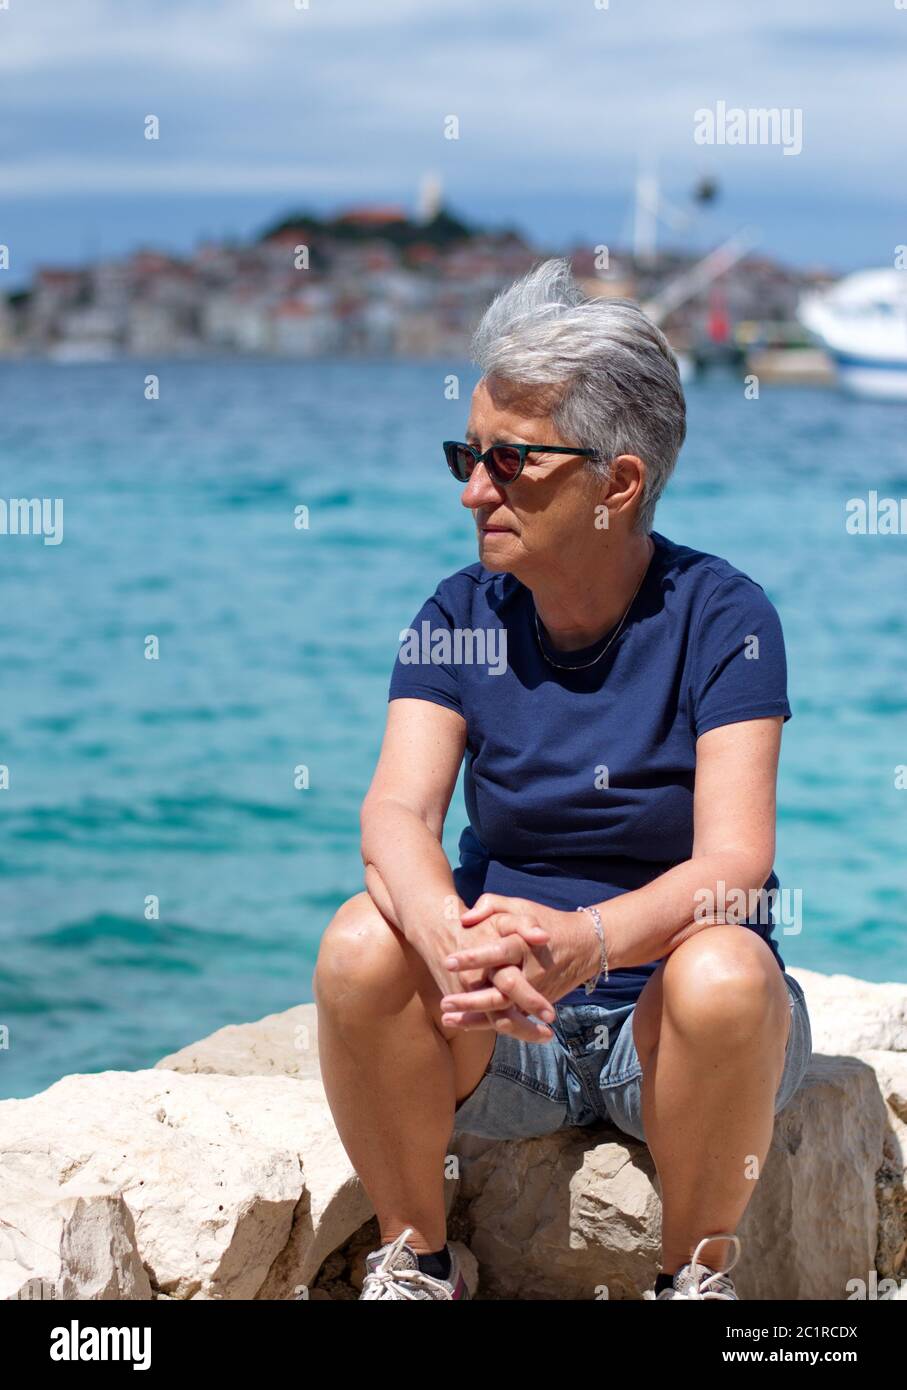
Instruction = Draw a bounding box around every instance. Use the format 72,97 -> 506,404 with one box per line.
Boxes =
1,967 -> 905,1300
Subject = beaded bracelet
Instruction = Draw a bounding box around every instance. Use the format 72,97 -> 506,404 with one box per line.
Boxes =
576,904 -> 609,995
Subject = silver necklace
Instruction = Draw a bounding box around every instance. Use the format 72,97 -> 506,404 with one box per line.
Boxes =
533,550 -> 652,671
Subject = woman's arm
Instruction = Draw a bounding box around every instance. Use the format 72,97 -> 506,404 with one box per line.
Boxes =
360,697 -> 467,947
360,697 -> 555,1036
590,715 -> 783,970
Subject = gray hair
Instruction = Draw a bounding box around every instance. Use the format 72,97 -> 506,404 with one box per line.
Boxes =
470,257 -> 686,533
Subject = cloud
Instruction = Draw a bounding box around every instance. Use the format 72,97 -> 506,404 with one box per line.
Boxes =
0,0 -> 905,201
0,157 -> 382,195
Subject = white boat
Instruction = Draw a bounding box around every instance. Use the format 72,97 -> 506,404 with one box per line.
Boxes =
798,269 -> 907,401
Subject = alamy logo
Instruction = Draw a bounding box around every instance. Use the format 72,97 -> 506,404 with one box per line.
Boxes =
845,491 -> 907,534
397,621 -> 508,676
50,1320 -> 151,1369
0,497 -> 63,545
694,101 -> 803,156
694,880 -> 803,935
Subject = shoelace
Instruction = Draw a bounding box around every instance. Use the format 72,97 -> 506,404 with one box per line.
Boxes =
671,1233 -> 741,1299
360,1227 -> 451,1301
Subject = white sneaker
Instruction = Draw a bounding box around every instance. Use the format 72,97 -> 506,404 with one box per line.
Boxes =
651,1233 -> 741,1300
359,1227 -> 470,1300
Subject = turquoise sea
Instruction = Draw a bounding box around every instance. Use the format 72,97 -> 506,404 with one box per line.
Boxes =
1,359 -> 905,1100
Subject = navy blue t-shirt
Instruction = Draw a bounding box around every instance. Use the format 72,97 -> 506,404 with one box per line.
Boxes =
388,530 -> 792,1009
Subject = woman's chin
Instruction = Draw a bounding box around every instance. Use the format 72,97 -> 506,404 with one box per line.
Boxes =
477,534 -> 518,572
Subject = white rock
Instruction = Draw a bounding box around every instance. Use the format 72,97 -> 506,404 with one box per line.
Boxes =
4,974 -> 905,1302
452,1128 -> 661,1299
451,1054 -> 889,1300
852,1049 -> 907,1279
788,967 -> 907,1053
0,1186 -> 151,1301
156,1004 -> 320,1081
0,1069 -> 370,1300
854,1049 -> 907,1129
737,1056 -> 888,1299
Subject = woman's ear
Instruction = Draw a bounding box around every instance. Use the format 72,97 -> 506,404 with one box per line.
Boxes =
605,454 -> 647,519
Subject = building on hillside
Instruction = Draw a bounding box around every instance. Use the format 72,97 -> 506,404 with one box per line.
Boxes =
201,290 -> 273,352
270,298 -> 342,356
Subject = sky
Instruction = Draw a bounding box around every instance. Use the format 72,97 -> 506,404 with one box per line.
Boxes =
1,0 -> 906,289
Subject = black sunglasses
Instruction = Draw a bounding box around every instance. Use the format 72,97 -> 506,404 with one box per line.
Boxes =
443,440 -> 600,486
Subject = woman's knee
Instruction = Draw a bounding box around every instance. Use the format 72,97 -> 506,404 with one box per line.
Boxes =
660,926 -> 786,1046
313,892 -> 412,1015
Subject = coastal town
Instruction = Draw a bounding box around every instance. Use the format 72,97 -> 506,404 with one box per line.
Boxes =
0,184 -> 839,382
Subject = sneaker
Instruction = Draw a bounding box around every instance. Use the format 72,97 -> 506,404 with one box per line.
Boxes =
652,1233 -> 741,1300
359,1227 -> 470,1300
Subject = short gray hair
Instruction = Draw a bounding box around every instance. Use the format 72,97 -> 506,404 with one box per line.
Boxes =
470,257 -> 686,533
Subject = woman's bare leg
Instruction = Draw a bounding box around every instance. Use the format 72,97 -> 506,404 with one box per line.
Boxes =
313,892 -> 496,1253
632,926 -> 792,1276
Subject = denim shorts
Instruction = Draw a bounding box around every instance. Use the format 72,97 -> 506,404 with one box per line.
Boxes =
450,969 -> 812,1144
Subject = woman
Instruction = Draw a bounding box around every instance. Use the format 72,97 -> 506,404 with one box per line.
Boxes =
314,258 -> 812,1301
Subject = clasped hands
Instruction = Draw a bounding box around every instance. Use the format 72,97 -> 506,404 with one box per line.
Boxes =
438,893 -> 594,1044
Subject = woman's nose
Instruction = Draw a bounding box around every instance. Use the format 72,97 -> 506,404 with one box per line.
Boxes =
460,462 -> 503,509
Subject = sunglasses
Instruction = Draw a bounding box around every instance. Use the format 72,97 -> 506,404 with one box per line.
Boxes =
442,440 -> 600,486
